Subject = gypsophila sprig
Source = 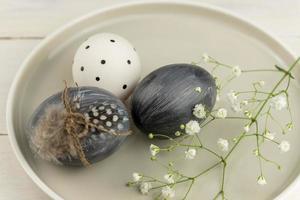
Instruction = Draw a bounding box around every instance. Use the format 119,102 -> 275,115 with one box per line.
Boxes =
193,104 -> 206,119
270,94 -> 287,111
164,174 -> 175,184
257,176 -> 267,186
286,122 -> 293,131
279,141 -> 290,153
150,144 -> 160,157
185,120 -> 201,135
244,125 -> 250,133
194,86 -> 202,93
216,108 -> 228,119
202,53 -> 212,63
227,90 -> 238,104
132,173 -> 142,182
232,65 -> 242,77
217,138 -> 229,152
140,182 -> 152,195
127,55 -> 300,200
185,148 -> 197,160
264,131 -> 276,141
162,186 -> 175,199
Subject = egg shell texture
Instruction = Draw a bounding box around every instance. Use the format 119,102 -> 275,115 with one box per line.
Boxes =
131,64 -> 217,137
72,33 -> 141,99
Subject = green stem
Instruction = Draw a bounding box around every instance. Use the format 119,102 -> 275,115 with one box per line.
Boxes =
225,57 -> 300,160
202,146 -> 223,160
201,117 -> 215,128
245,133 -> 280,145
183,179 -> 195,200
142,175 -> 166,184
255,121 -> 263,175
236,91 -> 270,95
211,61 -> 232,69
259,153 -> 281,169
242,69 -> 279,73
133,57 -> 300,199
195,133 -> 203,146
150,178 -> 190,190
224,116 -> 249,120
221,162 -> 226,194
193,161 -> 222,178
210,114 -> 249,120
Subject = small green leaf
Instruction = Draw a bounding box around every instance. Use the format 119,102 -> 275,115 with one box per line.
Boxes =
275,65 -> 295,79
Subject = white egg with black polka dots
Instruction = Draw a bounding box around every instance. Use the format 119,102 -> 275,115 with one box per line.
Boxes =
72,33 -> 141,99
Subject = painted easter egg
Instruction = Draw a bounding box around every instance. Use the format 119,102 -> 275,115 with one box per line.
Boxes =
27,86 -> 130,166
72,33 -> 141,99
131,64 -> 217,138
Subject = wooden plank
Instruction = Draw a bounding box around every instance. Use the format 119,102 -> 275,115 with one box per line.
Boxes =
0,0 -> 300,38
0,136 -> 49,200
0,0 -> 130,37
0,40 -> 40,134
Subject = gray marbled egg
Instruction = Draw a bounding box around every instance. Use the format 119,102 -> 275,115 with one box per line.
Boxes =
27,86 -> 129,166
131,64 -> 216,138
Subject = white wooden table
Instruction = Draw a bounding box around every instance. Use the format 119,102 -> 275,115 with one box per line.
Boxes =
1,0 -> 300,199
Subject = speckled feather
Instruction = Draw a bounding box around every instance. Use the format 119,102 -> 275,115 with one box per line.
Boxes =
27,86 -> 130,166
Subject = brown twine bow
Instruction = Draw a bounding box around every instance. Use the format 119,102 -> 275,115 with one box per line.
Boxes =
61,82 -> 132,167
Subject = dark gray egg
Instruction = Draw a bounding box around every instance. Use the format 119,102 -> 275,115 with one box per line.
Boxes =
27,86 -> 130,167
131,64 -> 216,138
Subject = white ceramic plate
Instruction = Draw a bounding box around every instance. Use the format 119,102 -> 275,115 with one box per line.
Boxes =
6,1 -> 300,199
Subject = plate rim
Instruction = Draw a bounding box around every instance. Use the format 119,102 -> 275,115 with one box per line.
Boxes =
6,1 -> 298,199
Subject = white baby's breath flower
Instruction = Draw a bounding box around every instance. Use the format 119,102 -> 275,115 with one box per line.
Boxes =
164,174 -> 175,184
185,148 -> 197,160
258,80 -> 265,87
241,100 -> 248,106
279,140 -> 290,153
194,87 -> 202,93
257,176 -> 267,185
253,149 -> 259,156
232,137 -> 238,143
185,120 -> 201,135
215,77 -> 221,89
244,110 -> 252,119
150,144 -> 160,156
227,90 -> 238,104
148,133 -> 154,139
132,173 -> 142,182
286,122 -> 293,131
193,104 -> 206,119
231,102 -> 242,113
244,125 -> 250,133
264,131 -> 275,141
175,131 -> 181,137
161,186 -> 175,199
232,65 -> 242,77
202,53 -> 210,63
270,94 -> 287,111
216,93 -> 220,102
216,108 -> 227,118
139,182 -> 152,195
217,138 -> 229,152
